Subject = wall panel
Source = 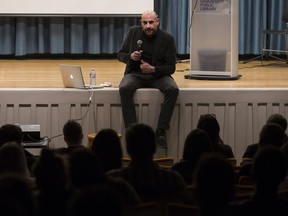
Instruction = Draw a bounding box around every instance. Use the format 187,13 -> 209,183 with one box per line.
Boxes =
1,88 -> 288,165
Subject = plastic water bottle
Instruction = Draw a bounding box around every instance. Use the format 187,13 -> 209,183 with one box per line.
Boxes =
90,68 -> 96,86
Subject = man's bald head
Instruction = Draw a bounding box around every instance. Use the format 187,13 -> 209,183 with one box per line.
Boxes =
140,10 -> 159,37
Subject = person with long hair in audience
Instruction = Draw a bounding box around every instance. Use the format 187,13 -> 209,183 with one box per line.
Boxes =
197,114 -> 234,158
32,148 -> 73,216
0,142 -> 35,190
0,124 -> 37,171
171,128 -> 213,185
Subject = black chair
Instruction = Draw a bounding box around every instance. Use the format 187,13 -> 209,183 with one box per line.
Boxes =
261,1 -> 288,64
244,1 -> 288,64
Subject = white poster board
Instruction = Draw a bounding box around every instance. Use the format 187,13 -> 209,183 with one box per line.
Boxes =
0,0 -> 154,16
186,0 -> 239,80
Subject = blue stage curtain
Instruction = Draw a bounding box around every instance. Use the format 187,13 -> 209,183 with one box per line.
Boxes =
238,0 -> 267,54
238,0 -> 287,55
0,0 -> 287,56
268,0 -> 288,53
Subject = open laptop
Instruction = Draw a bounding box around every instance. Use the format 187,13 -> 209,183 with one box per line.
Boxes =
60,64 -> 103,89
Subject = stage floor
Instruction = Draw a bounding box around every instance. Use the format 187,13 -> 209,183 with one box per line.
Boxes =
0,58 -> 288,89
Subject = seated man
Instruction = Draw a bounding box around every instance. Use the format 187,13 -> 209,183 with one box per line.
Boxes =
238,122 -> 286,183
117,10 -> 179,149
242,113 -> 288,159
107,123 -> 187,202
53,120 -> 85,156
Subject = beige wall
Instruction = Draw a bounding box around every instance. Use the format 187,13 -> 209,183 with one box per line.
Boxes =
1,87 -> 288,165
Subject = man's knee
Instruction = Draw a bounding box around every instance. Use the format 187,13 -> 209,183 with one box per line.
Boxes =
165,86 -> 179,97
119,85 -> 137,99
173,86 -> 179,96
119,85 -> 130,95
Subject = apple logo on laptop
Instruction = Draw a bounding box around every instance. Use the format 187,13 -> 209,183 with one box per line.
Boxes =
70,74 -> 74,79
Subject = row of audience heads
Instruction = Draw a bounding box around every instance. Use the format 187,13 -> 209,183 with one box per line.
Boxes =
0,114 -> 287,215
0,113 -> 287,174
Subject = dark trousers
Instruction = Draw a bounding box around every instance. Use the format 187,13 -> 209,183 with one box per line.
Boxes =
119,73 -> 179,130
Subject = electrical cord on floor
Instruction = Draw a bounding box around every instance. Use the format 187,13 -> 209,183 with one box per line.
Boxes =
48,133 -> 64,143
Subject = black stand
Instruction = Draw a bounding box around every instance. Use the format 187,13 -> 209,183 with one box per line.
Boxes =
184,74 -> 242,80
261,29 -> 288,64
243,1 -> 288,64
243,55 -> 263,64
243,0 -> 269,64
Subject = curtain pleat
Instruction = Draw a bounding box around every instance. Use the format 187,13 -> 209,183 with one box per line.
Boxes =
0,0 -> 287,56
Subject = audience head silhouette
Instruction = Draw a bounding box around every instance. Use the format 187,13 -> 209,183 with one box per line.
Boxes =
63,120 -> 83,146
194,153 -> 235,210
125,123 -> 156,162
254,146 -> 287,193
32,148 -> 67,191
31,148 -> 71,216
267,113 -> 288,144
236,146 -> 288,216
91,128 -> 122,173
266,114 -> 287,131
107,124 -> 186,202
258,123 -> 285,149
196,114 -> 234,158
0,142 -> 30,178
197,114 -> 222,145
69,148 -> 105,189
171,128 -> 214,185
0,124 -> 23,147
0,124 -> 37,170
182,128 -> 213,162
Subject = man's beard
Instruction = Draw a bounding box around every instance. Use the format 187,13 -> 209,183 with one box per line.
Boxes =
144,27 -> 157,37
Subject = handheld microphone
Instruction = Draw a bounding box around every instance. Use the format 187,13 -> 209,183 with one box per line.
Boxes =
137,40 -> 143,51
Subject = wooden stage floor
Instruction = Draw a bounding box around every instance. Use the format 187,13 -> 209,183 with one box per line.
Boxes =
0,58 -> 288,89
